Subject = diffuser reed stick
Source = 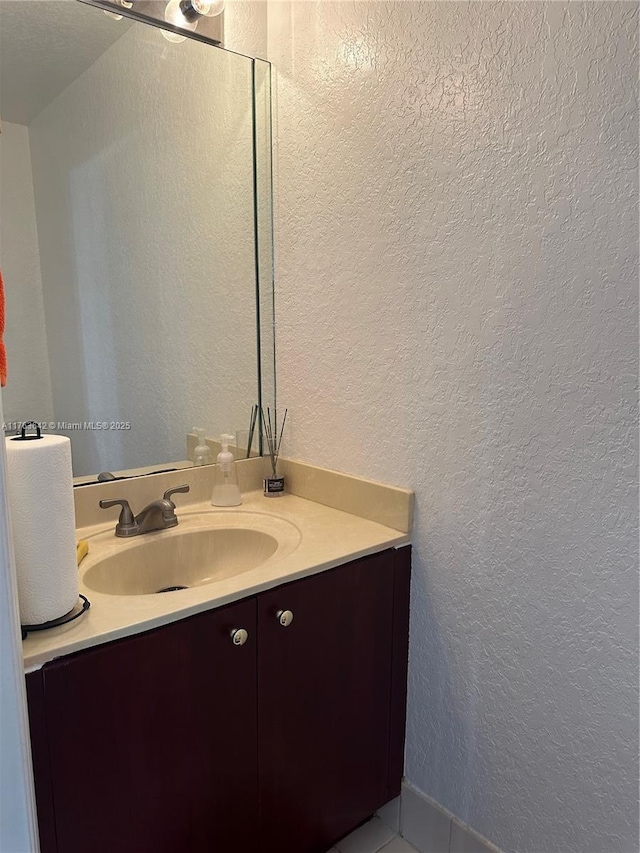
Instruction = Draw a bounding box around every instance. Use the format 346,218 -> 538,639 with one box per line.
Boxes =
261,406 -> 287,476
246,404 -> 259,458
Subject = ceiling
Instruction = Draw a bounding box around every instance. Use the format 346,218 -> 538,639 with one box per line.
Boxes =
0,1 -> 133,125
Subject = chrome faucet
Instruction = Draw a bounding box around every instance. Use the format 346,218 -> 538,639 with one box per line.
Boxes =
100,485 -> 190,537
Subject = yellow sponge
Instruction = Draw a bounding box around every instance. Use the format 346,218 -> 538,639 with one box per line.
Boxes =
76,539 -> 89,567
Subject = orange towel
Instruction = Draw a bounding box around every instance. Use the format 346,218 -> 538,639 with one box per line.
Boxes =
0,268 -> 6,386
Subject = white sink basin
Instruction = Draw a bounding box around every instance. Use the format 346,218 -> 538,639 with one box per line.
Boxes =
82,511 -> 301,596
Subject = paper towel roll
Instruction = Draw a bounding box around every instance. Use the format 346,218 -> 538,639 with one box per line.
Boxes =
5,433 -> 79,625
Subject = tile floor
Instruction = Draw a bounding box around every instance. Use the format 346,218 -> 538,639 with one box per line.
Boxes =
327,816 -> 418,853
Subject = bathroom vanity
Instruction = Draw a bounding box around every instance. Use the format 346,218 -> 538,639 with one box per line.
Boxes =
5,1 -> 413,849
23,481 -> 412,853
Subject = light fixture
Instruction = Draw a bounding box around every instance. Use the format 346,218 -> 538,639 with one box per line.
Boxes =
103,0 -> 133,21
161,0 -> 225,42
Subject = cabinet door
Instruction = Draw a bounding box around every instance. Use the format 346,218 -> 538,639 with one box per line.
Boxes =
37,598 -> 257,853
258,551 -> 396,853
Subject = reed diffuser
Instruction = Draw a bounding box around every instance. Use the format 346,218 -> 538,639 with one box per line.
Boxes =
261,406 -> 287,496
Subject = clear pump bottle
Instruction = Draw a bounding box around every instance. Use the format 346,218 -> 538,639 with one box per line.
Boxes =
193,428 -> 213,466
211,434 -> 242,506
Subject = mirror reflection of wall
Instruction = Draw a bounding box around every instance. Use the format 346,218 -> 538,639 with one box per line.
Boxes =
0,1 -> 269,478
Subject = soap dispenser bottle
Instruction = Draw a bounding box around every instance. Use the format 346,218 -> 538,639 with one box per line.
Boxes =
193,427 -> 213,466
211,434 -> 242,506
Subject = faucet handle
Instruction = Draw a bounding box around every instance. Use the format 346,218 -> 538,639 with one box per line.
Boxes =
163,485 -> 190,506
99,498 -> 137,535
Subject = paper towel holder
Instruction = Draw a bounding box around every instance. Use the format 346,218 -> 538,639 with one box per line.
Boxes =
11,420 -> 44,442
21,594 -> 91,640
12,420 -> 92,638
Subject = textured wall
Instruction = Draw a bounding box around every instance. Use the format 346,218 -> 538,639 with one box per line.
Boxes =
224,0 -> 268,57
268,3 -> 638,851
28,23 -> 259,476
0,121 -> 54,427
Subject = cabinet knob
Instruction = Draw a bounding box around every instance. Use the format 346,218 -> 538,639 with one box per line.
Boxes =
276,609 -> 294,627
230,628 -> 249,646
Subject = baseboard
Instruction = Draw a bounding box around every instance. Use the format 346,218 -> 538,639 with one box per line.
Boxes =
377,783 -> 503,853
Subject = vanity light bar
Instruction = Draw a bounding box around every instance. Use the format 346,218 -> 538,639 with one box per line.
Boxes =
88,0 -> 224,47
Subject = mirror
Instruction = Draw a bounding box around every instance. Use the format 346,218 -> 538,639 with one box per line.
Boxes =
0,0 -> 274,481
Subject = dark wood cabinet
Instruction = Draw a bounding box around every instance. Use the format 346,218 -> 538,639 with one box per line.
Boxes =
258,551 -> 396,852
27,598 -> 258,853
26,547 -> 410,853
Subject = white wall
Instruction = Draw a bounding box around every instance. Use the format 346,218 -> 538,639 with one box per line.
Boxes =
268,3 -> 638,852
0,388 -> 39,853
28,23 -> 259,476
224,0 -> 268,57
0,121 -> 54,427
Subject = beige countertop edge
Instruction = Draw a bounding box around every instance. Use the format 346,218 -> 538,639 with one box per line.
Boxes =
23,491 -> 410,673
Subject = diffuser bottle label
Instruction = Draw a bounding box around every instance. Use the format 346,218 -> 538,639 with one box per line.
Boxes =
264,476 -> 285,495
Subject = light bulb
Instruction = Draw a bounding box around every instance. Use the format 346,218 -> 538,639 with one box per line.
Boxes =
194,0 -> 225,16
162,0 -> 198,42
164,0 -> 198,28
160,0 -> 223,42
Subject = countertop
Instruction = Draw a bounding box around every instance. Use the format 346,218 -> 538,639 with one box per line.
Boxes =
23,490 -> 410,671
